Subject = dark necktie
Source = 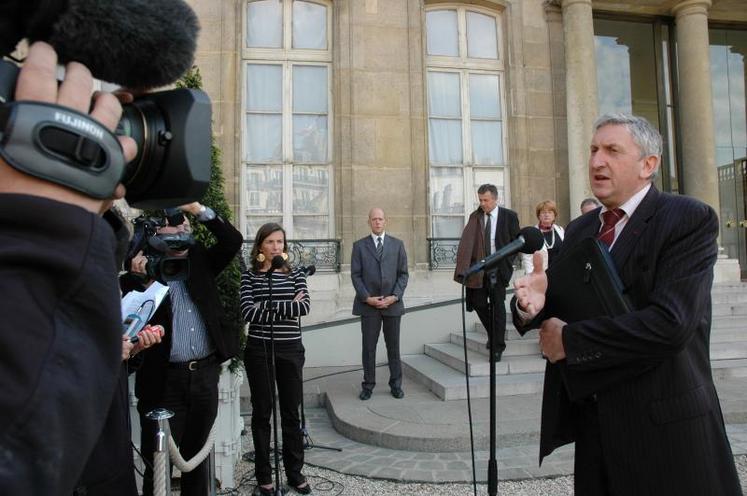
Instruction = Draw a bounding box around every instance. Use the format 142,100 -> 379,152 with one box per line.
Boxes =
483,213 -> 492,256
597,208 -> 625,247
376,236 -> 383,259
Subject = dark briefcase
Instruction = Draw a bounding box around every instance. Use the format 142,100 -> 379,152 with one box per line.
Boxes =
544,236 -> 632,401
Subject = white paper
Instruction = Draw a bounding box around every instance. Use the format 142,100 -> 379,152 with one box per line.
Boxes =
120,281 -> 169,334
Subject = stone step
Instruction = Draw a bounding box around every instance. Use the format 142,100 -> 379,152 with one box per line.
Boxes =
711,358 -> 747,379
712,301 -> 747,317
452,331 -> 541,357
711,281 -> 747,293
710,328 -> 747,343
323,389 -> 544,452
711,316 -> 747,331
401,354 -> 545,400
712,291 -> 747,304
711,342 -> 747,360
425,342 -> 546,377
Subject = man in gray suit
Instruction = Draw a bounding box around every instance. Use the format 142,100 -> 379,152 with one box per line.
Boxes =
351,208 -> 409,400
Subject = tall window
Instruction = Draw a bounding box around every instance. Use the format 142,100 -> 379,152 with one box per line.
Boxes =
425,6 -> 507,238
243,0 -> 332,239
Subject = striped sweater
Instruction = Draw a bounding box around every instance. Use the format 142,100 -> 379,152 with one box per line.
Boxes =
240,268 -> 310,342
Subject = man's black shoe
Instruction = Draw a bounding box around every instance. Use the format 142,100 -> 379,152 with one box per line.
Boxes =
359,389 -> 372,400
253,486 -> 286,496
391,387 -> 405,399
290,481 -> 312,494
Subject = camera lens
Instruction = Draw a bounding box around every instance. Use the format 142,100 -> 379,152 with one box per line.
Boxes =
116,99 -> 167,197
114,89 -> 212,209
159,258 -> 189,282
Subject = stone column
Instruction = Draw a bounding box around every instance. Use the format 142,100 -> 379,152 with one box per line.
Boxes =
560,0 -> 598,214
672,0 -> 719,212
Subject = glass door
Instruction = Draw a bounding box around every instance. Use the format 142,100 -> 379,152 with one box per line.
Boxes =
711,28 -> 747,279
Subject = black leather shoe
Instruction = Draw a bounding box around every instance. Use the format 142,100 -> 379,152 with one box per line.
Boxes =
254,486 -> 284,496
390,387 -> 405,399
290,481 -> 312,494
359,389 -> 372,400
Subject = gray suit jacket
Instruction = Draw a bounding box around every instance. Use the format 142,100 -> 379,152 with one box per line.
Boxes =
351,234 -> 408,317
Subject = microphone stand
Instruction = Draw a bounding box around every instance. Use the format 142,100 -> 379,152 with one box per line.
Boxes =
265,265 -> 285,496
485,268 -> 499,496
295,265 -> 341,453
298,317 -> 341,453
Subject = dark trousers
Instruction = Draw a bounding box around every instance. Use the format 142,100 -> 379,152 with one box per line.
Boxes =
573,401 -> 611,496
245,341 -> 306,487
360,314 -> 402,392
138,360 -> 220,496
467,284 -> 507,352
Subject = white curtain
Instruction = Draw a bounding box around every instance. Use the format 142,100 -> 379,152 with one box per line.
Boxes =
293,1 -> 327,49
247,0 -> 282,48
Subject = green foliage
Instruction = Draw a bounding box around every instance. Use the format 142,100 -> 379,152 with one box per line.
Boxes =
178,67 -> 246,373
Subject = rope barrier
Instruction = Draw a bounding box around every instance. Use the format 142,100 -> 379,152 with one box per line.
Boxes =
167,417 -> 218,473
153,451 -> 168,496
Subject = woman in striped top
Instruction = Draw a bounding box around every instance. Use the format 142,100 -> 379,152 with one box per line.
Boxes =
241,223 -> 311,495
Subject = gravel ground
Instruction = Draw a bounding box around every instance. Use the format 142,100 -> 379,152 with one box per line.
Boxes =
213,454 -> 747,496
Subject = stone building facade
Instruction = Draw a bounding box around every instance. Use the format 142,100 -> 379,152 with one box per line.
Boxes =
185,0 -> 747,324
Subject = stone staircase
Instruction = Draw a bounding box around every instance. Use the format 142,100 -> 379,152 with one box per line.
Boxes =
402,282 -> 747,400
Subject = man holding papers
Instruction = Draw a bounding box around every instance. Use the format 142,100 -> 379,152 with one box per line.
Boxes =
513,114 -> 741,495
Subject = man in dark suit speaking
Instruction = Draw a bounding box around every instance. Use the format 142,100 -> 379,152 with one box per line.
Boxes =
513,114 -> 742,495
351,207 -> 409,400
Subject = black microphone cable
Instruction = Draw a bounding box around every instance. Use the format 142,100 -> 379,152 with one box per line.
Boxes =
460,281 -> 479,496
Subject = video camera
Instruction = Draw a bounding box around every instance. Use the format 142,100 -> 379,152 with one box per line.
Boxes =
127,212 -> 193,283
0,0 -> 210,208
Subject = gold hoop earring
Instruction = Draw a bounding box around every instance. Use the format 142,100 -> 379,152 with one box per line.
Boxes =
256,253 -> 266,263
281,252 -> 288,261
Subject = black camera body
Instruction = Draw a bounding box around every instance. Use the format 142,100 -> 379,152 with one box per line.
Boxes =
128,216 -> 191,283
0,59 -> 211,208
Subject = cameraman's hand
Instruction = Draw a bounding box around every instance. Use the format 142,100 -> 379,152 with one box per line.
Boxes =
179,202 -> 203,216
0,42 -> 137,214
130,250 -> 148,276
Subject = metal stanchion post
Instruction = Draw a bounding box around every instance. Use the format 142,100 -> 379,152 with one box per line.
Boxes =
208,447 -> 217,496
146,408 -> 175,496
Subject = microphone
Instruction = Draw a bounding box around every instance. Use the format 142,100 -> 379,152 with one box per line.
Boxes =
298,265 -> 316,277
463,226 -> 544,277
123,299 -> 155,342
268,255 -> 286,273
8,0 -> 199,89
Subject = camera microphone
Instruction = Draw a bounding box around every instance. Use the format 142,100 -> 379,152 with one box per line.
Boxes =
25,0 -> 199,89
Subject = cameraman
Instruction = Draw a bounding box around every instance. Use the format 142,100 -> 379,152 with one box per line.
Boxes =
0,42 -> 138,494
121,201 -> 242,496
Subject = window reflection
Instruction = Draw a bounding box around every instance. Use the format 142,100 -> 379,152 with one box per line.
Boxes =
245,166 -> 283,213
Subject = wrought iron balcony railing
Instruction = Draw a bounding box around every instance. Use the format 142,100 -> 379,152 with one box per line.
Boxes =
427,237 -> 524,272
427,237 -> 460,270
241,239 -> 341,272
